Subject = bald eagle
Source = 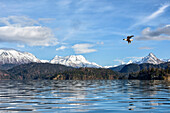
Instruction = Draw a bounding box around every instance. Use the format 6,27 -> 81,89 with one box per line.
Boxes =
123,35 -> 134,44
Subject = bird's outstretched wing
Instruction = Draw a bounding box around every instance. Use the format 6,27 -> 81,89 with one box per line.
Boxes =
127,35 -> 134,40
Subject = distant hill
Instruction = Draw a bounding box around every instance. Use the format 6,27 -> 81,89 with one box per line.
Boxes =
120,63 -> 140,73
53,68 -> 120,80
0,61 -> 169,80
128,66 -> 170,80
120,62 -> 170,73
0,64 -> 18,70
0,62 -> 121,80
109,65 -> 125,72
7,63 -> 73,80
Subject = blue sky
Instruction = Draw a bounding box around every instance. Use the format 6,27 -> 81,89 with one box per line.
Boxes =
0,0 -> 170,66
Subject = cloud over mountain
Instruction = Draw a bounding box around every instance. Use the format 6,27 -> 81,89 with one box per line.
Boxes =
56,46 -> 67,51
72,43 -> 96,54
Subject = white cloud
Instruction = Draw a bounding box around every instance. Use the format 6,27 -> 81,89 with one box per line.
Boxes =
75,0 -> 114,13
113,59 -> 132,65
138,47 -> 153,50
130,4 -> 170,28
0,16 -> 39,26
38,18 -> 56,23
146,4 -> 170,21
72,43 -> 96,54
17,44 -> 25,48
0,26 -> 58,46
135,25 -> 170,40
96,41 -> 104,45
56,46 -> 67,51
126,56 -> 143,61
0,16 -> 58,46
113,59 -> 125,65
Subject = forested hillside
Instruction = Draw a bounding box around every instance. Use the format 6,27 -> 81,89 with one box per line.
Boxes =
53,68 -> 120,80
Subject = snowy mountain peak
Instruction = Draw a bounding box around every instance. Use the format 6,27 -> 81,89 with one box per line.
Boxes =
135,53 -> 164,64
148,52 -> 156,58
0,49 -> 41,64
50,55 -> 102,68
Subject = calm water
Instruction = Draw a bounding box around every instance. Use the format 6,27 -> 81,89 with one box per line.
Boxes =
0,80 -> 170,113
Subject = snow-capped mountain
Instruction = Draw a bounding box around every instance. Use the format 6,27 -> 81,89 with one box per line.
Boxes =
162,59 -> 170,62
0,48 -> 41,64
135,53 -> 164,64
50,55 -> 102,68
40,60 -> 49,63
103,66 -> 115,68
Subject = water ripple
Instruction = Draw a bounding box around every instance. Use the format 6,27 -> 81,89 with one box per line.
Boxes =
0,80 -> 170,112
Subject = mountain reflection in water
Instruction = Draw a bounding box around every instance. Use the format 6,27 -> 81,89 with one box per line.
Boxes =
0,80 -> 170,113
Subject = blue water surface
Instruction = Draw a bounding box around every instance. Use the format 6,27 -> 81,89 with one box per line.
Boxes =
0,80 -> 170,113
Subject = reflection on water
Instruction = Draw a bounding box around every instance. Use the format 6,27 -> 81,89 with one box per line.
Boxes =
0,80 -> 170,113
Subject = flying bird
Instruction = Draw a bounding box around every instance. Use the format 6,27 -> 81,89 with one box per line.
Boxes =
123,35 -> 134,44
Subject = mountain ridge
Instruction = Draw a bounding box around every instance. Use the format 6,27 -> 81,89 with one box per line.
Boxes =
110,53 -> 167,72
50,55 -> 102,68
0,49 -> 102,68
0,48 -> 169,69
1,61 -> 169,80
0,49 -> 41,65
134,52 -> 164,64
